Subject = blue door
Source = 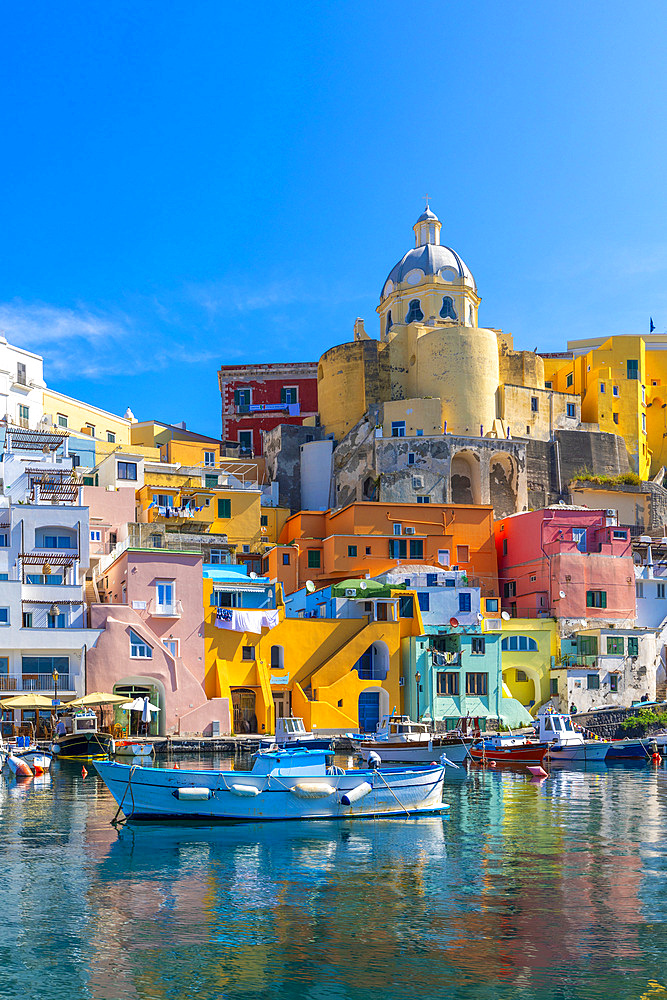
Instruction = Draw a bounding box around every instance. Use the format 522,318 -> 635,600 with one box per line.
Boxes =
358,691 -> 380,733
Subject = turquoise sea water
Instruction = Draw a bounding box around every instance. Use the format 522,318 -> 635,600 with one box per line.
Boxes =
1,758 -> 666,1000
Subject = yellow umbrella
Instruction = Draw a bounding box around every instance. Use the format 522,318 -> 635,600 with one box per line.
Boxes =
0,694 -> 55,710
67,692 -> 128,707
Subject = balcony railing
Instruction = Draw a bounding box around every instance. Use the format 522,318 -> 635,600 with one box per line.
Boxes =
0,674 -> 74,692
147,598 -> 183,618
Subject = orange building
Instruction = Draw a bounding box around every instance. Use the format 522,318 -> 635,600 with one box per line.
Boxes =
262,502 -> 499,597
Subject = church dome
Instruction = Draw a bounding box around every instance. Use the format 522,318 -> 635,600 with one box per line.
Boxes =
381,204 -> 476,299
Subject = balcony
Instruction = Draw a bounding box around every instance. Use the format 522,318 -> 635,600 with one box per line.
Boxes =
0,674 -> 74,693
147,598 -> 183,618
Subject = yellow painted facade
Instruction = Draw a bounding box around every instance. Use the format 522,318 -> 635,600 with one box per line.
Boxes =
203,581 -> 425,734
500,618 -> 558,716
43,389 -> 133,444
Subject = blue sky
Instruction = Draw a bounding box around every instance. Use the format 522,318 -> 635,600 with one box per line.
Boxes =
1,2 -> 666,437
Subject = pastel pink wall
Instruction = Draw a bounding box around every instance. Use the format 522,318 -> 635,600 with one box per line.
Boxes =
495,509 -> 635,619
83,485 -> 135,557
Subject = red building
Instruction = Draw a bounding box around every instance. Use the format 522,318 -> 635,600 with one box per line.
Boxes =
218,362 -> 318,456
494,507 -> 635,621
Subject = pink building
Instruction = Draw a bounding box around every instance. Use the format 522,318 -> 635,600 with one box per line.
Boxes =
87,545 -> 229,735
83,485 -> 135,572
495,507 -> 635,621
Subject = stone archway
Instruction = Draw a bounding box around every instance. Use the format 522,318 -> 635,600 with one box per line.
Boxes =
490,452 -> 518,518
451,450 -> 482,505
113,674 -> 167,737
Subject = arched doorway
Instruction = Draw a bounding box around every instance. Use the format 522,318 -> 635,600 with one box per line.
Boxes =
451,450 -> 481,505
357,686 -> 390,732
232,688 -> 258,734
113,675 -> 166,736
502,666 -> 540,712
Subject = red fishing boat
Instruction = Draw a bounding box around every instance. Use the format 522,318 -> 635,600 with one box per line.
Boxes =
469,735 -> 549,766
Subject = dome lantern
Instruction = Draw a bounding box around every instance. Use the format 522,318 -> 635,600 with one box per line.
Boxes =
413,201 -> 442,248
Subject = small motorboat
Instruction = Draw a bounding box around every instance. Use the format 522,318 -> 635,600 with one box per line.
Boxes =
114,740 -> 154,759
2,737 -> 52,773
605,737 -> 653,760
469,735 -> 549,766
535,713 -> 610,763
94,747 -> 450,822
352,715 -> 471,765
50,711 -> 114,760
258,717 -> 332,751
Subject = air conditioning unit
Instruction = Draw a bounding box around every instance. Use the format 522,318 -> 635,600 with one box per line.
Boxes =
398,677 -> 405,687
344,588 -> 356,597
405,526 -> 416,535
485,618 -> 502,631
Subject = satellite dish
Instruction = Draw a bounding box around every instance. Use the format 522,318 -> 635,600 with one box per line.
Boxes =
249,572 -> 257,579
305,580 -> 316,593
501,611 -> 511,621
559,590 -> 566,599
360,581 -> 367,590
476,613 -> 483,622
449,616 -> 459,627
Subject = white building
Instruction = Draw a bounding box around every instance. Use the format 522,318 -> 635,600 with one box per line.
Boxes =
0,425 -> 102,732
0,336 -> 45,431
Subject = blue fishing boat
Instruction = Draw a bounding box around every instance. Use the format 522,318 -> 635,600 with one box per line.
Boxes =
94,747 -> 450,822
605,738 -> 652,760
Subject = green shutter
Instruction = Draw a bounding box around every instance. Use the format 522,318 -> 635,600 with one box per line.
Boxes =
217,498 -> 231,518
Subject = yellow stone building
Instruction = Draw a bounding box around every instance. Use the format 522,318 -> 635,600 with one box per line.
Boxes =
500,618 -> 558,716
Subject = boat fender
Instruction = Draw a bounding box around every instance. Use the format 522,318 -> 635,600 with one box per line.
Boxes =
173,787 -> 212,801
527,765 -> 548,778
8,754 -> 32,778
652,753 -> 661,764
340,781 -> 372,806
290,782 -> 336,799
229,784 -> 261,797
367,752 -> 381,769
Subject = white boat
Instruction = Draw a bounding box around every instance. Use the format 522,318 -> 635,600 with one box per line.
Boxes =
259,717 -> 332,750
0,739 -> 52,774
536,712 -> 610,763
114,740 -> 155,759
352,715 -> 470,765
94,747 -> 450,822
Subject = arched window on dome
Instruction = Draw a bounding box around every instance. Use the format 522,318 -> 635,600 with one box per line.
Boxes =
385,310 -> 393,337
440,296 -> 457,321
405,299 -> 424,324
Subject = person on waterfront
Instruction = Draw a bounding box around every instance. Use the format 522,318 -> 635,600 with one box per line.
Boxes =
55,716 -> 66,737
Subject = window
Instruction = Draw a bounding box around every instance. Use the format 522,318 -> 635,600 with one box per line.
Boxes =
205,474 -> 219,488
211,590 -> 237,608
501,636 -> 538,651
242,646 -> 255,661
85,423 -> 95,436
426,573 -> 437,586
238,431 -> 253,454
636,582 -> 644,598
567,403 -> 576,418
210,549 -> 225,564
19,404 -> 29,424
118,461 -> 137,481
162,639 -> 179,657
613,385 -> 619,397
47,613 -> 65,629
545,381 -> 552,389
516,669 -> 527,682
156,581 -> 174,611
613,530 -> 627,540
459,592 -> 471,613
550,678 -> 558,696
0,609 -> 8,625
587,674 -> 600,690
658,583 -> 665,599
502,538 -> 507,556
566,373 -> 573,388
466,673 -> 488,696
503,581 -> 517,598
16,361 -> 26,385
607,636 -> 624,655
409,539 -> 424,559
391,421 -> 406,438
577,635 -> 598,656
204,451 -> 216,466
628,636 -> 638,656
610,675 -> 618,692
153,494 -> 174,509
281,387 -> 298,404
438,549 -> 450,567
217,498 -> 231,519
486,599 -> 499,613
106,431 -> 116,443
57,413 -> 68,428
471,637 -> 485,655
399,595 -> 414,617
365,546 -> 371,555
440,296 -> 457,320
42,535 -> 73,549
416,496 -> 430,504
348,545 -> 357,557
261,515 -> 268,527
418,592 -> 429,611
385,310 -> 393,336
307,550 -> 321,569
408,453 -> 415,465
600,383 -> 605,394
456,545 -> 469,563
586,590 -> 607,608
149,533 -> 162,549
531,396 -> 539,412
642,413 -> 647,434
242,545 -> 250,554
613,413 -> 619,425
437,672 -> 459,696
0,533 -> 8,547
627,359 -> 639,380
22,655 -> 68,674
405,299 -> 424,323
389,539 -> 407,559
90,530 -> 101,542
234,388 -> 251,408
393,524 -> 402,536
282,553 -> 290,566
130,629 -> 152,658
22,612 -> 32,628
445,578 -> 456,588
572,527 -> 587,552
